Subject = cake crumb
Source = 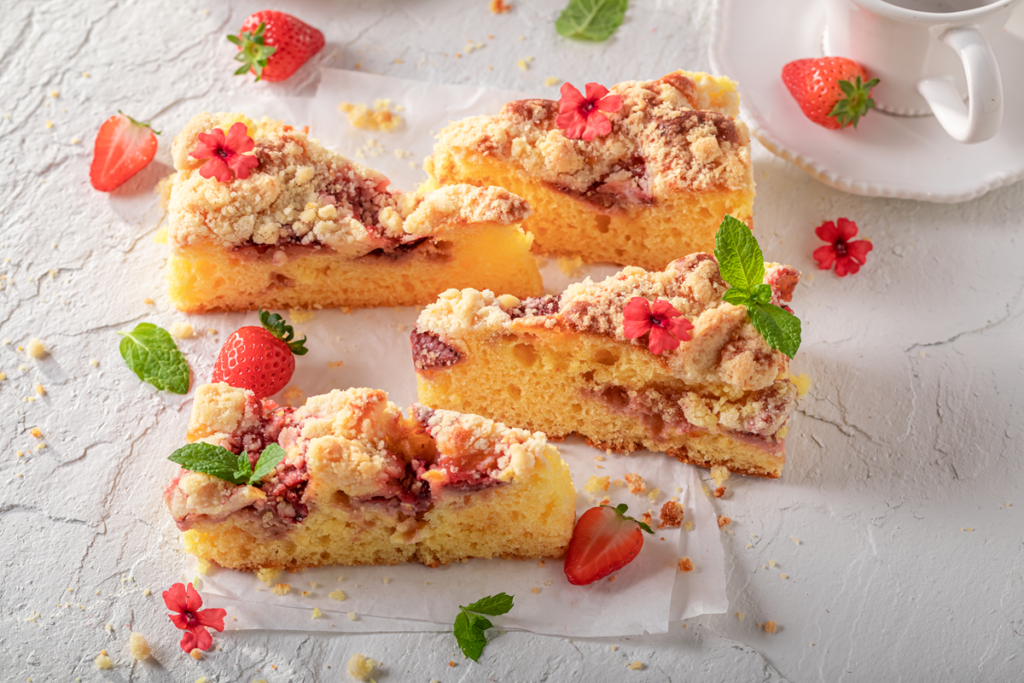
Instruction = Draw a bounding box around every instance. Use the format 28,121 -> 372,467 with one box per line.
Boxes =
612,479 -> 625,487
646,487 -> 661,502
684,521 -> 694,531
347,653 -> 378,681
271,583 -> 291,596
791,373 -> 812,397
191,648 -> 203,660
736,612 -> 745,621
516,56 -> 533,71
170,322 -> 194,338
538,560 -> 545,568
713,486 -> 726,498
27,339 -> 47,358
677,557 -> 694,572
195,558 -> 211,575
339,101 -> 402,132
328,360 -> 345,369
717,515 -> 732,528
584,475 -> 610,493
382,576 -> 391,584
544,77 -> 561,87
710,465 -> 730,487
624,473 -> 646,494
35,383 -> 45,395
780,573 -> 789,580
129,632 -> 151,660
142,588 -> 151,597
640,511 -> 652,527
489,0 -> 511,13
330,589 -> 347,601
768,559 -> 776,567
531,587 -> 540,594
745,543 -> 753,549
658,501 -> 684,529
282,385 -> 303,406
312,607 -> 323,619
290,309 -> 315,324
143,297 -> 155,305
557,255 -> 583,276
628,660 -> 643,671
764,620 -> 777,633
256,568 -> 281,586
94,651 -> 112,669
89,359 -> 99,367
105,622 -> 114,633
30,427 -> 42,438
347,611 -> 358,621
610,645 -> 618,651
791,536 -> 801,545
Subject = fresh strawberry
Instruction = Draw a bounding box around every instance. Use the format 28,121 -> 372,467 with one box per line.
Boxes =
211,309 -> 308,399
228,11 -> 324,83
781,57 -> 879,130
564,504 -> 654,586
89,112 -> 159,192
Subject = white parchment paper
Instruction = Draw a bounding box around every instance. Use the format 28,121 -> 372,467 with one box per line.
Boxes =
181,68 -> 727,636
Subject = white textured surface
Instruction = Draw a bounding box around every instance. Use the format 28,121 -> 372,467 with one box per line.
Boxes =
1,1 -> 1023,682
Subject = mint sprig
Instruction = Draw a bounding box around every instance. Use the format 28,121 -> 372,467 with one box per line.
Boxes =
556,0 -> 628,41
453,593 -> 514,662
118,323 -> 191,394
713,216 -> 802,359
169,442 -> 286,487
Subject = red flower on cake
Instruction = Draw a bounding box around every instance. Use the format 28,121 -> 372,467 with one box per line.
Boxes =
163,582 -> 227,652
622,297 -> 694,355
190,122 -> 259,182
813,218 -> 873,276
555,82 -> 622,141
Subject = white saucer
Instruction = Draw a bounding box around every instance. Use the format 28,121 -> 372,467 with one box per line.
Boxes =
710,0 -> 1024,203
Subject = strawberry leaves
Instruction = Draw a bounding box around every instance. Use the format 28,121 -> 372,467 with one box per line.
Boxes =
259,309 -> 308,355
714,216 -> 802,359
556,0 -> 628,41
169,442 -> 286,487
830,75 -> 879,129
453,593 -> 514,662
228,21 -> 277,81
118,323 -> 190,394
604,503 -> 654,534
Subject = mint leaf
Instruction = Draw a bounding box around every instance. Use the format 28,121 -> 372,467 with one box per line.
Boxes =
234,451 -> 252,483
748,303 -> 802,359
118,323 -> 190,394
454,611 -> 487,662
752,283 -> 772,304
714,215 -> 764,295
556,0 -> 628,41
250,443 -> 285,486
169,443 -> 246,484
722,288 -> 750,306
463,593 -> 514,616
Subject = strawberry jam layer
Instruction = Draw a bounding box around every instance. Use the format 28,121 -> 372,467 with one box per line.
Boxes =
410,330 -> 463,370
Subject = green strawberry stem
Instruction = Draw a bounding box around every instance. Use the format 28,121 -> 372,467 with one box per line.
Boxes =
228,21 -> 277,81
258,309 -> 308,355
829,75 -> 880,129
117,110 -> 160,135
602,503 -> 654,534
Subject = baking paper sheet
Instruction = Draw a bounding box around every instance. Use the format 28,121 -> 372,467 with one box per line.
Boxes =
176,68 -> 728,636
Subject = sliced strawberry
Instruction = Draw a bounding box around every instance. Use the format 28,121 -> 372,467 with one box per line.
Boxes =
211,309 -> 309,399
228,11 -> 324,83
564,503 -> 654,586
781,57 -> 879,130
89,112 -> 159,192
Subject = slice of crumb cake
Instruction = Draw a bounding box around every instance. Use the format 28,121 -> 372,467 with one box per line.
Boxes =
164,383 -> 576,570
412,255 -> 801,478
423,71 -> 754,270
164,112 -> 542,313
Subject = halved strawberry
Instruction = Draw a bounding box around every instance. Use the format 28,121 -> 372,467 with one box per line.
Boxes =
564,503 -> 654,586
211,309 -> 308,399
89,112 -> 159,192
228,11 -> 324,83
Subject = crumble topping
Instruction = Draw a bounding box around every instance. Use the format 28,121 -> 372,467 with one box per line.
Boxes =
429,71 -> 750,205
624,473 -> 646,495
658,501 -> 684,528
168,112 -> 528,254
677,557 -> 694,572
415,254 -> 799,393
129,632 -> 151,660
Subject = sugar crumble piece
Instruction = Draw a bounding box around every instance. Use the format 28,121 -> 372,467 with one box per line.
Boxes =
612,479 -> 625,488
736,612 -> 745,620
717,515 -> 732,529
104,622 -> 114,634
790,372 -> 812,397
347,611 -> 358,621
94,651 -> 113,669
594,454 -> 605,462
25,611 -> 41,622
791,536 -> 801,545
764,620 -> 777,633
347,653 -> 378,681
658,501 -> 684,529
610,645 -> 618,651
312,607 -> 323,619
538,560 -> 545,568
780,573 -> 789,580
557,255 -> 583,276
382,576 -> 391,584
271,583 -> 291,596
256,568 -> 281,586
646,487 -> 661,502
684,521 -> 693,531
330,589 -> 347,601
628,660 -> 643,671
338,100 -> 402,132
30,427 -> 42,438
745,543 -> 753,549
714,486 -> 726,498
191,648 -> 203,660
89,359 -> 99,367
142,588 -> 151,597
517,56 -> 533,71
34,384 -> 46,395
768,559 -> 776,567
195,558 -> 211,575
489,0 -> 511,13
27,339 -> 47,358
45,120 -> 54,128
624,473 -> 646,495
531,587 -> 540,594
283,385 -> 304,407
170,322 -> 194,339
710,465 -> 730,487
608,575 -> 616,582
143,297 -> 155,305
677,557 -> 694,572
544,76 -> 561,87
584,475 -> 610,493
129,632 -> 151,660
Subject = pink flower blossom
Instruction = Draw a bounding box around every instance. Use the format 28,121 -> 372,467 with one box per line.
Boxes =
622,297 -> 694,355
163,582 -> 226,652
190,122 -> 259,182
812,218 -> 873,276
555,82 -> 622,141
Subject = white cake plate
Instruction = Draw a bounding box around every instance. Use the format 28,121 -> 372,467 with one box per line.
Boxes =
710,0 -> 1024,203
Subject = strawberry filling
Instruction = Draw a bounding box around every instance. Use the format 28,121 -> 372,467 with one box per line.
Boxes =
410,330 -> 463,370
508,294 -> 561,319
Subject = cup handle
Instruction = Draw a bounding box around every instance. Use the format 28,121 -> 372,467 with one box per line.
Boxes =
917,27 -> 1002,144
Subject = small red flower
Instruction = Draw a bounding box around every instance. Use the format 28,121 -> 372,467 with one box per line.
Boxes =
555,82 -> 623,142
190,122 -> 260,182
813,218 -> 873,277
622,297 -> 694,355
163,582 -> 227,653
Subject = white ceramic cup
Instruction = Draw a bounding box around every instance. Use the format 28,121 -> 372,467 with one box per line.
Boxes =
824,0 -> 1024,143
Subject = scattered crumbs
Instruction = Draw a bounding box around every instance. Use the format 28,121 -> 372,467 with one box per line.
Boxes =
684,521 -> 694,531
780,573 -> 789,580
17,450 -> 23,457
518,35 -> 525,41
764,620 -> 777,633
347,653 -> 378,681
675,486 -> 682,493
312,607 -> 323,619
27,339 -> 47,358
290,309 -> 315,324
143,297 -> 155,305
25,611 -> 41,623
19,364 -> 27,371
791,373 -> 812,397
129,632 -> 151,660
790,536 -> 801,545
489,0 -> 511,13
736,612 -> 745,621
347,611 -> 358,621
195,558 -> 211,575
710,465 -> 730,487
338,100 -> 402,132
256,568 -> 281,586
658,501 -> 684,529
89,359 -> 99,367
717,516 -> 732,528
628,660 -> 643,671
191,648 -> 203,660
1006,502 -> 1012,507
961,527 -> 975,532
449,660 -> 456,667
301,591 -> 311,597
745,543 -> 753,549
768,559 -> 777,567
30,427 -> 41,438
713,486 -> 726,498
612,479 -> 625,488
538,560 -> 545,568
517,56 -> 533,71
640,511 -> 652,527
271,583 -> 291,596
330,589 -> 347,601
382,576 -> 391,584
207,328 -> 217,336
338,575 -> 345,581
624,473 -> 646,495
34,384 -> 45,396
94,651 -> 113,669
646,488 -> 661,503
594,455 -> 605,462
82,70 -> 90,77
544,76 -> 561,87
142,588 -> 151,597
584,475 -> 610,493
557,255 -> 583,276
532,587 -> 540,594
71,137 -> 80,145
45,120 -> 54,128
610,645 -> 618,651
283,385 -> 304,407
393,148 -> 414,161
311,582 -> 318,588
170,322 -> 194,339
608,575 -> 616,582
726,529 -> 735,536
105,622 -> 114,634
677,557 -> 694,572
